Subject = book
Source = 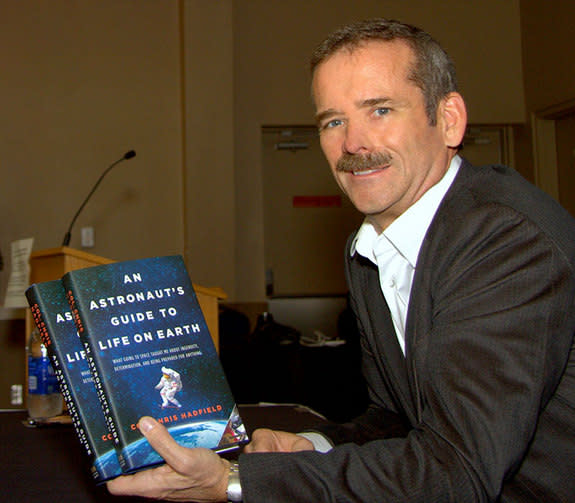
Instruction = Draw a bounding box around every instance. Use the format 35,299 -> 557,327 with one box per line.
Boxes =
61,255 -> 248,473
26,280 -> 123,483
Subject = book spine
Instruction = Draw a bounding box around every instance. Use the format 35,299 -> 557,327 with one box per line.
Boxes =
51,353 -> 94,455
28,298 -> 96,465
64,284 -> 127,470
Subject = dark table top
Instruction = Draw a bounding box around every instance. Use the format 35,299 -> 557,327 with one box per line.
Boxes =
0,404 -> 326,502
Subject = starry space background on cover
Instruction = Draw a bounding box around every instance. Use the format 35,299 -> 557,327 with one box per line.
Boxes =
26,280 -> 122,482
62,255 -> 243,472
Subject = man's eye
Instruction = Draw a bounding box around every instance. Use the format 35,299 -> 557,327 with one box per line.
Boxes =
321,119 -> 343,130
374,107 -> 390,117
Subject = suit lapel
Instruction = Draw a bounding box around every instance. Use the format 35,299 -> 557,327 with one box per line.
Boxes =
401,158 -> 473,423
359,259 -> 418,424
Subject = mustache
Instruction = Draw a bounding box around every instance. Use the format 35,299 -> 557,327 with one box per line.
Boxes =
336,151 -> 393,173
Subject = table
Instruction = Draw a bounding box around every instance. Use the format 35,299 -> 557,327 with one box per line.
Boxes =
0,404 -> 326,502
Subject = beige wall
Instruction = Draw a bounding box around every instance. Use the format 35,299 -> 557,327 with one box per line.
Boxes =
0,0 -> 184,294
181,1 -> 236,295
0,0 -> 541,305
520,0 -> 574,113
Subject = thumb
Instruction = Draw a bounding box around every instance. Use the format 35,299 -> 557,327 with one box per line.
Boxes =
136,415 -> 228,492
137,416 -> 192,467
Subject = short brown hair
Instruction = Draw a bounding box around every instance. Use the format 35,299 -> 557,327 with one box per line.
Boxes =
310,19 -> 458,125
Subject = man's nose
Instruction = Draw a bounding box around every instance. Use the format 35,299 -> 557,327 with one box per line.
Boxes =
342,121 -> 371,155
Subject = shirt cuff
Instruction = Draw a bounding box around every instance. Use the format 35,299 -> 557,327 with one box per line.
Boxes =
298,431 -> 334,453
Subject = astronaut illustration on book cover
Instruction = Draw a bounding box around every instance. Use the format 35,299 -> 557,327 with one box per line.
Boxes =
155,366 -> 183,409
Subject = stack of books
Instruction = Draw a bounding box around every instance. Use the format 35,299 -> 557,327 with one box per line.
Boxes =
26,255 -> 248,484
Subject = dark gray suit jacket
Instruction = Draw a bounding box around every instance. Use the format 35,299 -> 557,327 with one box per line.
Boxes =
241,159 -> 575,502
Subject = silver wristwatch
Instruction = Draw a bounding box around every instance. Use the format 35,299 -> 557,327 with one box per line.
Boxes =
227,461 -> 242,502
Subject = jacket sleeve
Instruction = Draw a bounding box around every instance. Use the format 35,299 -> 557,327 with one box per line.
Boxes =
239,207 -> 575,503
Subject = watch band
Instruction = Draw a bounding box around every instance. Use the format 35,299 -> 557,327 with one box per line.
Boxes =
227,461 -> 242,502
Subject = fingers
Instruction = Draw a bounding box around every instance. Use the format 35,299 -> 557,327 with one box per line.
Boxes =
244,428 -> 314,453
138,416 -> 225,478
107,464 -> 170,498
107,417 -> 230,502
107,460 -> 194,500
244,428 -> 275,452
107,417 -> 198,499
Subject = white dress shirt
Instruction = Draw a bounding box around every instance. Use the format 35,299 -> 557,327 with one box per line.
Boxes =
351,155 -> 461,354
300,156 -> 461,452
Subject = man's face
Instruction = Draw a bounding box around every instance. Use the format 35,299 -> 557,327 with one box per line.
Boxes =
312,40 -> 454,231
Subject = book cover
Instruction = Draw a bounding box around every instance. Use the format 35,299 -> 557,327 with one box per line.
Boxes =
61,255 -> 248,473
26,280 -> 123,483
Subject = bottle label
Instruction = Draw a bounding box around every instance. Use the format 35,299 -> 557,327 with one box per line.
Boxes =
28,356 -> 60,394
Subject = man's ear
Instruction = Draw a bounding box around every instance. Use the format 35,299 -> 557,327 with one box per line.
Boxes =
439,92 -> 467,148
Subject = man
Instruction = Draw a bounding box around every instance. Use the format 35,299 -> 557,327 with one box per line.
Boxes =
108,18 -> 575,502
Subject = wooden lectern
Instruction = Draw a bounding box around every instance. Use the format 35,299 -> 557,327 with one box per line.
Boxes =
26,247 -> 226,351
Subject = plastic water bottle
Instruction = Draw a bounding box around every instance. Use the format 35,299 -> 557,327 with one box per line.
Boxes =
27,328 -> 63,420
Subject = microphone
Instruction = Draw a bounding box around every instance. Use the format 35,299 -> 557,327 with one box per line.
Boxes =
61,150 -> 136,246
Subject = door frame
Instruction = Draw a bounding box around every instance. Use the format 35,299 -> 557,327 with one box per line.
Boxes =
532,99 -> 575,200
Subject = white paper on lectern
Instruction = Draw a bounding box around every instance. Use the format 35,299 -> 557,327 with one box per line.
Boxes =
3,237 -> 34,308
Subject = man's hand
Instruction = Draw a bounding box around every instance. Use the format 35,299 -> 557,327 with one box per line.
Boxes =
107,416 -> 229,502
244,428 -> 314,453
